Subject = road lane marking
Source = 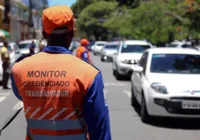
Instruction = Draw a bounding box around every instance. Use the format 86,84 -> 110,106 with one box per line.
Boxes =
13,101 -> 24,110
123,90 -> 131,98
0,97 -> 7,103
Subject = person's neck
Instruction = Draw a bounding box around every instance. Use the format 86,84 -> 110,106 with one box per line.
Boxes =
47,43 -> 70,48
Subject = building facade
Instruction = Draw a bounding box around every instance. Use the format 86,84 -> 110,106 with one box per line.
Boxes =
0,0 -> 47,42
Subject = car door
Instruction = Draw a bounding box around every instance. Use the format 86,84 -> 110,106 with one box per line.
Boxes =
134,52 -> 148,103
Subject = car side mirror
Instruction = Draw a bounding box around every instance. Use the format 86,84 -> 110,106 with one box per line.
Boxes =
132,65 -> 143,73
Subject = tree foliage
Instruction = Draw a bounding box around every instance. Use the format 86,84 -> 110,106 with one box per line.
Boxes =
74,0 -> 200,43
77,1 -> 117,40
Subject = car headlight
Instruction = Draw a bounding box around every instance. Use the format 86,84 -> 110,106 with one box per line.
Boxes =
120,60 -> 138,64
151,83 -> 168,94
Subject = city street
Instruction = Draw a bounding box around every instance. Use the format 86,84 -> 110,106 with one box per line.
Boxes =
0,53 -> 200,140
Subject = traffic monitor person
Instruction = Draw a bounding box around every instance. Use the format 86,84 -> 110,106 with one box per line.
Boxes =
76,38 -> 93,64
11,5 -> 112,140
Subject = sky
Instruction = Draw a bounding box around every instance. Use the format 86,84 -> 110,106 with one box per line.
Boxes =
48,0 -> 76,7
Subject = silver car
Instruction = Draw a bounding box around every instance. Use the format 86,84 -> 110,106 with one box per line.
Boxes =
112,40 -> 153,80
100,42 -> 119,62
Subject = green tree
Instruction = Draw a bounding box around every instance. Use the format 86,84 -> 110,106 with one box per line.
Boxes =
104,7 -> 133,38
77,1 -> 117,40
129,0 -> 190,44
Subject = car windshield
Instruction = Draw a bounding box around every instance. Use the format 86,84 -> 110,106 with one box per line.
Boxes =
182,44 -> 193,48
151,54 -> 200,74
97,44 -> 104,46
18,43 -> 31,49
121,45 -> 150,53
105,45 -> 118,49
8,45 -> 12,51
87,42 -> 95,47
168,44 -> 178,47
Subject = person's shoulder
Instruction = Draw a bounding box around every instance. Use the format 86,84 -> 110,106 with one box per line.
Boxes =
12,54 -> 34,70
69,55 -> 99,73
0,46 -> 6,52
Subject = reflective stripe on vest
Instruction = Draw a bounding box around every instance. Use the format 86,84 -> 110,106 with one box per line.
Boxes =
25,107 -> 86,137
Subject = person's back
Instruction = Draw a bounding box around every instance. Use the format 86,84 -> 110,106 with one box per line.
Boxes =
12,49 -> 102,139
0,45 -> 10,63
11,5 -> 111,140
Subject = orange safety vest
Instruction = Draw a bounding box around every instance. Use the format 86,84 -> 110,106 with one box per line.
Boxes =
76,46 -> 92,64
12,51 -> 98,140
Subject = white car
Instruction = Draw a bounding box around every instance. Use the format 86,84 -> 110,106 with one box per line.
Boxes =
18,39 -> 40,55
168,41 -> 193,48
92,41 -> 106,55
100,42 -> 119,62
112,40 -> 153,80
131,48 -> 200,123
9,42 -> 21,64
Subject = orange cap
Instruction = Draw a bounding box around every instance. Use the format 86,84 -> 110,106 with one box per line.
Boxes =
42,5 -> 74,34
81,39 -> 90,46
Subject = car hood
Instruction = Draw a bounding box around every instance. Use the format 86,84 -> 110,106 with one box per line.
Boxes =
19,48 -> 30,54
147,73 -> 200,92
104,49 -> 117,55
118,53 -> 143,60
19,48 -> 39,54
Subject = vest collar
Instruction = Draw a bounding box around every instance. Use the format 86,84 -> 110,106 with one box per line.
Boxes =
42,46 -> 72,54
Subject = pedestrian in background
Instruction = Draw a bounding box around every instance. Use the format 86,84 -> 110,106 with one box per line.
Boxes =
29,40 -> 35,54
76,38 -> 93,64
0,41 -> 10,89
11,5 -> 111,140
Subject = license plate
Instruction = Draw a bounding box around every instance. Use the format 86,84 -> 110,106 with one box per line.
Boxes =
182,101 -> 200,109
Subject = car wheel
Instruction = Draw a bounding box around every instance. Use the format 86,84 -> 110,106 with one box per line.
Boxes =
101,57 -> 104,62
115,71 -> 122,80
140,93 -> 151,123
131,84 -> 139,107
113,69 -> 116,76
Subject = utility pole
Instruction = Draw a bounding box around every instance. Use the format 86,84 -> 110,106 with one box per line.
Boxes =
28,0 -> 34,39
3,0 -> 10,32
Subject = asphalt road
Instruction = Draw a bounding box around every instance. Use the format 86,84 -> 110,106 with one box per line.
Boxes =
0,53 -> 200,140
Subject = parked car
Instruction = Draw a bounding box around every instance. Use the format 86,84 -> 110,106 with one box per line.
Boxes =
69,40 -> 80,52
112,40 -> 153,80
168,41 -> 193,48
18,39 -> 40,56
92,41 -> 106,55
101,42 -> 119,62
8,42 -> 21,64
131,48 -> 200,123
